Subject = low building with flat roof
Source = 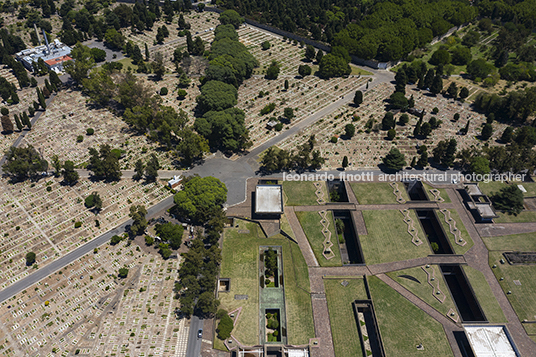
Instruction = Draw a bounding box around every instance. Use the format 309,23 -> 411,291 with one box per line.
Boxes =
16,38 -> 72,72
255,185 -> 283,215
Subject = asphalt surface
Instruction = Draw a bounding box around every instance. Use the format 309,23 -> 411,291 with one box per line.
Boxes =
186,316 -> 204,357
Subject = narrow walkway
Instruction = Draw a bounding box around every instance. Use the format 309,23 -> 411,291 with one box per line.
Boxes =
446,188 -> 536,356
293,201 -> 456,212
309,275 -> 336,357
476,222 -> 536,237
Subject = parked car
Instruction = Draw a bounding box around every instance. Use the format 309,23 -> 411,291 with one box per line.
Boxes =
197,329 -> 203,338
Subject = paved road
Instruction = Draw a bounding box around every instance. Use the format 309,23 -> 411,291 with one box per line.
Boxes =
186,316 -> 204,357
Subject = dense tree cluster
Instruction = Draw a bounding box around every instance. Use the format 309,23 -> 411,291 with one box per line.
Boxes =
173,176 -> 228,223
220,0 -> 475,61
2,145 -> 48,180
260,135 -> 325,172
87,144 -> 122,181
193,17 -> 257,153
473,87 -> 536,122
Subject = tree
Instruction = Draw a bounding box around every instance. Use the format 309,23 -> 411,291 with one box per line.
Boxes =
90,47 -> 106,62
192,37 -> 205,56
129,205 -> 147,236
491,186 -> 524,216
196,291 -> 219,317
387,129 -> 396,140
13,115 -> 23,131
85,192 -> 103,211
318,54 -> 350,78
429,49 -> 451,66
284,107 -> 294,121
467,59 -> 494,79
430,75 -> 443,95
25,252 -> 36,266
305,45 -> 316,61
118,268 -> 129,278
470,157 -> 490,175
451,46 -> 472,65
316,50 -> 324,63
145,43 -> 150,61
1,115 -> 13,132
51,155 -> 61,176
133,159 -> 144,180
459,87 -> 469,100
424,68 -> 435,89
442,139 -> 457,167
177,128 -> 210,165
145,235 -> 154,246
354,90 -> 363,107
417,151 -> 428,167
145,153 -> 160,181
399,114 -> 409,126
152,52 -> 165,80
420,122 -> 432,137
383,148 -> 406,171
156,222 -> 184,249
447,82 -> 458,99
22,112 -> 31,129
345,123 -> 355,138
342,156 -> 349,169
37,87 -> 47,109
174,176 -> 227,223
88,144 -> 122,181
195,108 -> 249,152
389,92 -> 408,109
381,112 -> 395,130
64,43 -> 95,84
62,160 -> 79,185
413,121 -> 421,137
2,145 -> 48,180
110,235 -> 122,245
219,10 -> 243,29
298,64 -> 312,77
265,61 -> 280,79
196,81 -> 237,113
481,123 -> 493,141
501,127 -> 513,143
261,40 -> 271,50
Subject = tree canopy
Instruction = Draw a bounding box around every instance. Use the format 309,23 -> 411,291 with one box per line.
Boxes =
2,145 -> 48,181
174,176 -> 228,223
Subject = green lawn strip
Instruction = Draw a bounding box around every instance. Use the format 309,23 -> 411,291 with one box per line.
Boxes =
422,182 -> 451,203
219,220 -> 314,347
324,279 -> 367,357
494,210 -> 536,223
282,181 -> 325,206
386,266 -> 457,317
478,181 -> 536,198
350,64 -> 372,76
438,209 -> 474,255
115,57 -> 139,71
295,211 -> 342,267
523,322 -> 536,335
280,214 -> 296,240
482,232 -> 536,251
350,182 -> 409,204
489,251 -> 536,324
368,276 -> 454,357
360,210 -> 431,265
461,265 -> 507,323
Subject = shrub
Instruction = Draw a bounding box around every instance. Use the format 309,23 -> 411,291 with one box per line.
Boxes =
145,235 -> 154,246
432,107 -> 439,114
160,87 -> 168,95
110,235 -> 122,245
46,186 -> 52,192
260,102 -> 276,115
74,221 -> 82,228
330,136 -> 338,143
177,89 -> 187,98
85,195 -> 95,208
76,135 -> 83,143
118,267 -> 129,278
274,123 -> 283,131
216,313 -> 234,339
430,242 -> 439,252
86,128 -> 94,135
25,252 -> 36,265
387,129 -> 396,140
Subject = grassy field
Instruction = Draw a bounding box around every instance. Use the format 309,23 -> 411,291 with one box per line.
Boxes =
462,266 -> 507,323
217,220 -> 314,348
483,232 -> 536,251
350,182 -> 409,204
479,181 -> 536,198
350,64 -> 373,76
282,181 -> 326,206
368,276 -> 454,357
422,183 -> 451,203
387,266 -> 457,317
324,278 -> 367,357
295,211 -> 342,267
438,209 -> 474,255
360,210 -> 432,265
493,210 -> 536,223
487,232 -> 536,330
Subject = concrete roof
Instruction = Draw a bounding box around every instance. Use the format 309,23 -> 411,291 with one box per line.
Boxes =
255,185 -> 283,214
465,183 -> 483,196
475,203 -> 498,218
465,325 -> 518,357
